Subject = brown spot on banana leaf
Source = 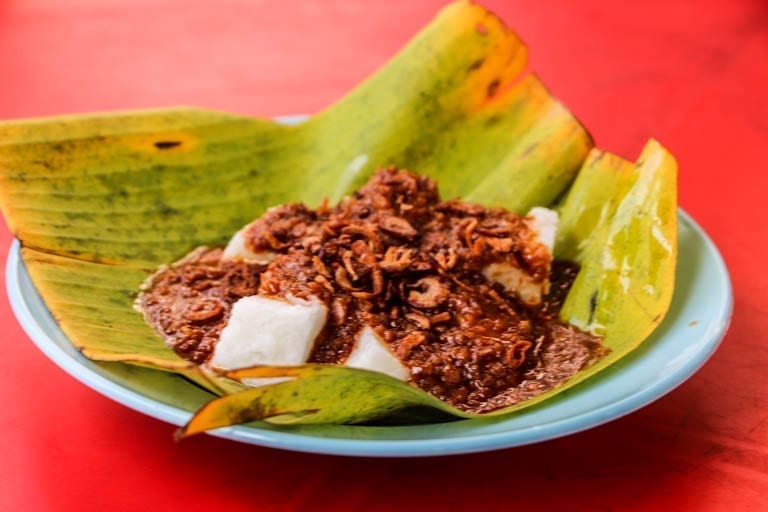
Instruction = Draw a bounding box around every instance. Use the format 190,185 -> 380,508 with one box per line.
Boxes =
154,140 -> 182,150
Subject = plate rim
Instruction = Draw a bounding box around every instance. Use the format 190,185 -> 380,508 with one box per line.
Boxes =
5,209 -> 733,457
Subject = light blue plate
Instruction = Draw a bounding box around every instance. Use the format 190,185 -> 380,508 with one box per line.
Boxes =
5,210 -> 732,457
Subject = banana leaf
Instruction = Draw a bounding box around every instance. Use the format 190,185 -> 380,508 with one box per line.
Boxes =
0,1 -> 677,434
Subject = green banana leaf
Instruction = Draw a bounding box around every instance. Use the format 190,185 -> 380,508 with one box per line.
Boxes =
561,139 -> 678,344
0,0 -> 677,434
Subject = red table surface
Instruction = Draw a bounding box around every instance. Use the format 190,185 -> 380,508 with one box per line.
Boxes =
0,0 -> 766,510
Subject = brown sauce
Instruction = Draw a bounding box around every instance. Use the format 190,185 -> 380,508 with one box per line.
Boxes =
138,168 -> 608,413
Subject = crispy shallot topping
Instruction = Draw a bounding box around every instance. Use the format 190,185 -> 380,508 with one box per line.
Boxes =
407,277 -> 450,309
138,167 -> 608,413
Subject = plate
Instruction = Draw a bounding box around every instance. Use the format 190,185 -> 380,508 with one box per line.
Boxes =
6,210 -> 732,457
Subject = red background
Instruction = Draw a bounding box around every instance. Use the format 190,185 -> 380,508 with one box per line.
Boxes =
1,0 -> 766,510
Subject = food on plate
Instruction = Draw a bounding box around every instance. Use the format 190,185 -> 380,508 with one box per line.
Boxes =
138,167 -> 609,413
0,1 -> 678,431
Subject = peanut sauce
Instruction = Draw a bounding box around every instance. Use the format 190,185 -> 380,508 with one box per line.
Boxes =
138,168 -> 608,413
